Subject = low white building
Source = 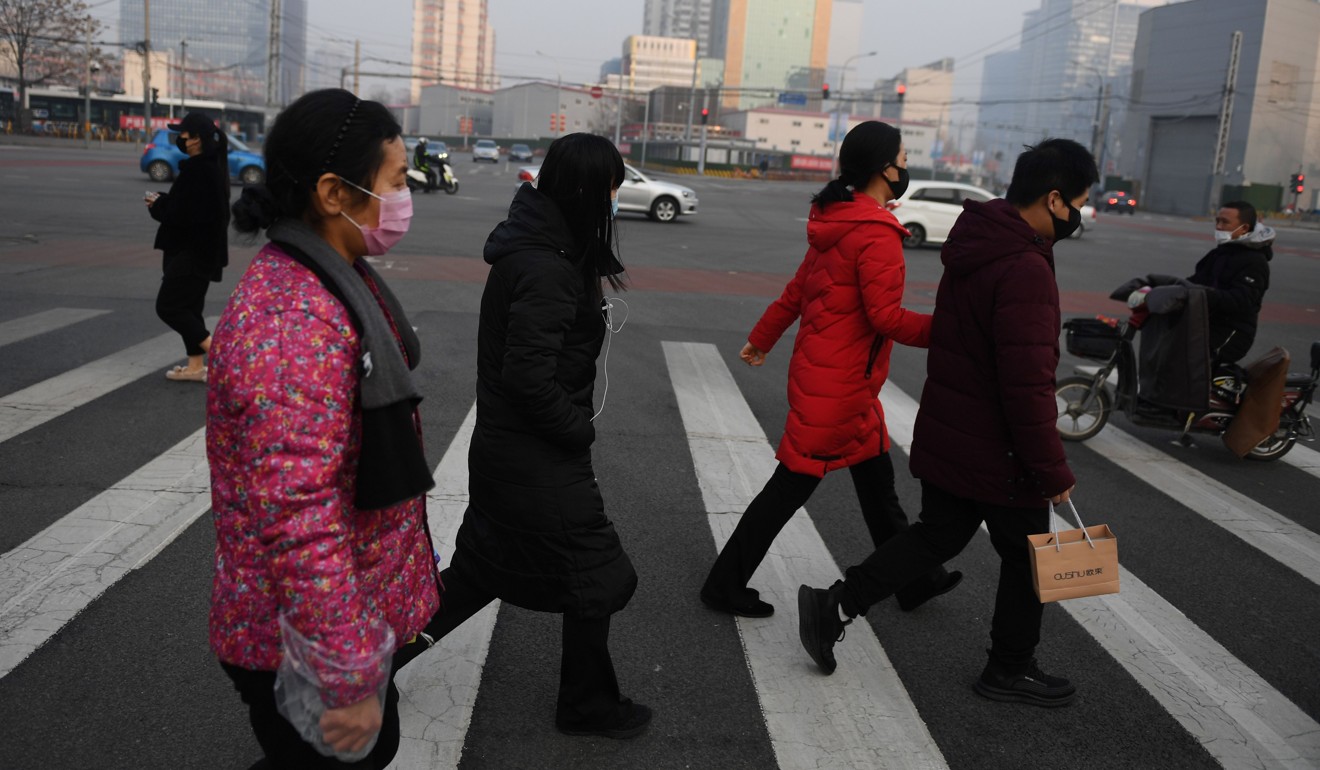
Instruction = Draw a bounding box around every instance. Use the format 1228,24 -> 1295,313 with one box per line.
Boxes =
491,81 -> 609,140
418,83 -> 493,137
724,107 -> 937,168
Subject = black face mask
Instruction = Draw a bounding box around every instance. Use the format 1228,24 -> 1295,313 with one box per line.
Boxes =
1050,195 -> 1082,241
884,165 -> 910,200
175,134 -> 189,153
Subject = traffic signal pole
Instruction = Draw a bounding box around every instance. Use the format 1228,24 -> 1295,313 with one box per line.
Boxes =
142,0 -> 151,146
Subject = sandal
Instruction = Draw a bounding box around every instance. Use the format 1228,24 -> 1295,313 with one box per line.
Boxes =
165,366 -> 207,382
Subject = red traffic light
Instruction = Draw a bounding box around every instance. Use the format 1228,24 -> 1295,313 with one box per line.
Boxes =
895,84 -> 907,95
700,107 -> 709,125
822,83 -> 830,99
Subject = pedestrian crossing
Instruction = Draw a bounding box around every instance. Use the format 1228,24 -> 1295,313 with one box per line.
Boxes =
1,305 -> 1318,769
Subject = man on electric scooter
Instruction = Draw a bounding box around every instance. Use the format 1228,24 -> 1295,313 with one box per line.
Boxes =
1127,201 -> 1274,365
414,137 -> 438,190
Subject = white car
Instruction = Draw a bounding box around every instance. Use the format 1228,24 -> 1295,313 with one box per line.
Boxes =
472,139 -> 500,163
888,180 -> 996,248
1071,203 -> 1099,239
516,163 -> 698,222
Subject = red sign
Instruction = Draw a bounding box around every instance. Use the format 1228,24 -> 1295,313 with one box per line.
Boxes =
790,154 -> 834,172
590,85 -> 604,100
119,115 -> 172,131
458,116 -> 474,135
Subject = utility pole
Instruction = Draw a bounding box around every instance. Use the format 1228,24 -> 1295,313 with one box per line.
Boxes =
697,89 -> 709,175
266,0 -> 281,107
353,40 -> 361,96
180,39 -> 187,114
142,0 -> 151,145
640,95 -> 651,168
613,82 -> 625,147
1210,31 -> 1242,214
83,26 -> 92,149
684,38 -> 699,147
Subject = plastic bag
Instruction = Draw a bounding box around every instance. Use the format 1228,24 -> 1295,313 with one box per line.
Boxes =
274,612 -> 396,762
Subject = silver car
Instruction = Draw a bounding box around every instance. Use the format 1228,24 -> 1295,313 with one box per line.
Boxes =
472,139 -> 500,163
516,163 -> 698,223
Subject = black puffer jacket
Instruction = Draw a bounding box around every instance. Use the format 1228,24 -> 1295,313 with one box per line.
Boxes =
450,183 -> 637,618
1189,225 -> 1274,363
148,148 -> 230,281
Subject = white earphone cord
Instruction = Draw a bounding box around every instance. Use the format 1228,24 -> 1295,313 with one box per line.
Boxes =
591,297 -> 629,422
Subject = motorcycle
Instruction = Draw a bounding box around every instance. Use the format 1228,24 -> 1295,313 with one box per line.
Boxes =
1055,284 -> 1318,461
406,151 -> 459,195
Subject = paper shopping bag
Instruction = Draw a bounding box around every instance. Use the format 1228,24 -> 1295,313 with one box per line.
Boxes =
1027,500 -> 1119,603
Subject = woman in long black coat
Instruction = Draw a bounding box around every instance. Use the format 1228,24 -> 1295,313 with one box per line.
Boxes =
403,133 -> 649,739
146,110 -> 230,381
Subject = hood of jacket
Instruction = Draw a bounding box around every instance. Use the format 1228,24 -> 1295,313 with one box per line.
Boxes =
807,193 -> 909,253
1222,222 -> 1276,261
940,198 -> 1053,277
484,182 -> 577,265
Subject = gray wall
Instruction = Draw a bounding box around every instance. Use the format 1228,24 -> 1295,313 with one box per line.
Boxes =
492,83 -> 606,140
418,84 -> 493,137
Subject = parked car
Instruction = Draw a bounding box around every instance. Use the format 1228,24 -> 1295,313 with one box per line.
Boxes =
887,180 -> 995,248
509,143 -> 534,162
140,128 -> 265,184
1101,190 -> 1137,214
1072,203 -> 1099,239
473,139 -> 501,163
516,163 -> 699,222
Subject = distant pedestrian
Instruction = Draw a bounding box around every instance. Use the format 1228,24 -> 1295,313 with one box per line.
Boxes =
146,110 -> 229,382
397,133 -> 651,739
798,138 -> 1098,709
210,89 -> 438,767
759,156 -> 770,179
701,121 -> 961,620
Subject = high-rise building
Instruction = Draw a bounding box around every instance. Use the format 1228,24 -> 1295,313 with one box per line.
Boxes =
1119,0 -> 1320,215
875,58 -> 954,128
825,0 -> 863,90
643,0 -> 718,58
718,0 -> 832,110
611,36 -> 699,94
411,0 -> 496,103
119,0 -> 307,105
984,0 -> 1163,176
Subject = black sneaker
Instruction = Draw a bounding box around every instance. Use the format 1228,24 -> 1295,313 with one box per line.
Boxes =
895,569 -> 964,612
973,659 -> 1076,707
701,585 -> 774,618
557,700 -> 653,739
797,582 -> 851,675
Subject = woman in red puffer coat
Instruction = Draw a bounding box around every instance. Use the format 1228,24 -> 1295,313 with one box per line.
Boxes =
700,121 -> 961,618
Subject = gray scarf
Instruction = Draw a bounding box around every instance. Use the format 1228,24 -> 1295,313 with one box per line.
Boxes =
267,218 -> 433,510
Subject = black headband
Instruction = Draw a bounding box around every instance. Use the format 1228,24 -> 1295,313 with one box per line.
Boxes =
320,97 -> 361,175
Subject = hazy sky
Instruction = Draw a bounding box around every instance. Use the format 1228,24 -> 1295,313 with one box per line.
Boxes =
94,1 -> 1046,101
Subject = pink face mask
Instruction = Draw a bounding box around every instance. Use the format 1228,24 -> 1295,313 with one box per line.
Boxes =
339,177 -> 413,255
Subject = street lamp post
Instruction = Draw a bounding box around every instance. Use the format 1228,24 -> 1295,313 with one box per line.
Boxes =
536,50 -> 564,138
832,51 -> 877,172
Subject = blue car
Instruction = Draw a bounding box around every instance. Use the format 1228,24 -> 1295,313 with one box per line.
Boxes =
140,129 -> 266,184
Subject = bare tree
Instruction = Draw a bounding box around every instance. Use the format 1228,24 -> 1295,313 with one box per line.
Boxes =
0,0 -> 101,127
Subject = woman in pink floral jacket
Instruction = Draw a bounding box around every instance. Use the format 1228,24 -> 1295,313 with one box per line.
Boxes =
209,90 -> 439,768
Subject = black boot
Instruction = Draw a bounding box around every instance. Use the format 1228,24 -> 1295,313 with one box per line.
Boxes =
797,581 -> 852,675
556,699 -> 653,739
700,583 -> 774,618
973,655 -> 1076,707
895,568 -> 963,612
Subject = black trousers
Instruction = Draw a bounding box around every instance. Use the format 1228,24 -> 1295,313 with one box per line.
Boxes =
155,273 -> 211,356
220,658 -> 402,770
704,452 -> 944,604
395,562 -> 627,728
840,481 -> 1049,667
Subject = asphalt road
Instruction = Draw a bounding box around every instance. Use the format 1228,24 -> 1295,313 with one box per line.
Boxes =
1,139 -> 1319,770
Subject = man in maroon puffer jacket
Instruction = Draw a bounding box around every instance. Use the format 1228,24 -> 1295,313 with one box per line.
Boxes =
798,139 -> 1097,708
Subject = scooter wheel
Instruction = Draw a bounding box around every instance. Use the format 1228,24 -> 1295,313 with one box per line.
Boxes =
1055,376 -> 1110,441
1245,427 -> 1295,461
445,182 -> 459,195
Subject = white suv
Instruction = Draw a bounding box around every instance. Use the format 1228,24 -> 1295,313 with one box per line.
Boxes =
472,139 -> 500,163
888,181 -> 995,248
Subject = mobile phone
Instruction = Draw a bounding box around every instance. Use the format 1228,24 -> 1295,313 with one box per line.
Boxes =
144,191 -> 158,201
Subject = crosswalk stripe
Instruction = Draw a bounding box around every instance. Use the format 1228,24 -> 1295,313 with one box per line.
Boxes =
881,385 -> 1320,767
0,428 -> 210,679
0,319 -> 216,444
1282,443 -> 1320,481
394,403 -> 495,769
664,341 -> 948,770
0,308 -> 110,349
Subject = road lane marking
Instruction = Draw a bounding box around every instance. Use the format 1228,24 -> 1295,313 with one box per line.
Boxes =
393,403 -> 497,768
0,308 -> 109,349
664,341 -> 947,770
1282,443 -> 1320,481
882,386 -> 1320,767
0,319 -> 216,444
0,429 -> 211,679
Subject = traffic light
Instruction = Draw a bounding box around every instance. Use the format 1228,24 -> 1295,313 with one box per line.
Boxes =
700,107 -> 709,125
895,83 -> 906,103
822,83 -> 830,100
151,87 -> 159,104
1292,173 -> 1306,194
